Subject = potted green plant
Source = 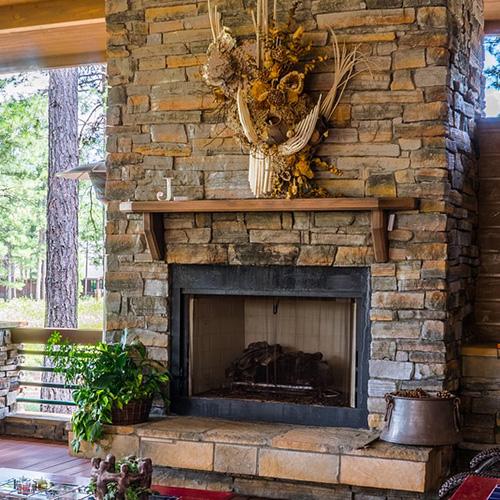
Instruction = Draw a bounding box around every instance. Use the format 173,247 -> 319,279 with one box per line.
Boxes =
46,332 -> 169,452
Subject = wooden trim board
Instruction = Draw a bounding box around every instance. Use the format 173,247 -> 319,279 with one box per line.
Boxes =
120,198 -> 417,213
461,343 -> 500,357
11,327 -> 102,345
0,0 -> 105,73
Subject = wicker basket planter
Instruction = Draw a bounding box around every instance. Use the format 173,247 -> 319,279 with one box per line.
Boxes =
111,398 -> 152,426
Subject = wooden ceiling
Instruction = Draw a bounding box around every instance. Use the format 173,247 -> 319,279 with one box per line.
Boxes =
486,0 -> 500,22
0,0 -> 105,74
0,1 -> 498,72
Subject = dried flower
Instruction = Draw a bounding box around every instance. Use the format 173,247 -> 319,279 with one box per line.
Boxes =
250,80 -> 270,103
292,26 -> 305,40
278,71 -> 304,103
294,158 -> 314,179
201,0 -> 362,198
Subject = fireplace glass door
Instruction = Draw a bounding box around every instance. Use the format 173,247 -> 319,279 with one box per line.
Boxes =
188,295 -> 357,408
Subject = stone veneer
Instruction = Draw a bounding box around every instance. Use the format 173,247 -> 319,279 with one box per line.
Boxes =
0,329 -> 18,419
105,0 -> 483,430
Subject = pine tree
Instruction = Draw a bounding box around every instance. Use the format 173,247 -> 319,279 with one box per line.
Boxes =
486,39 -> 500,91
45,68 -> 79,328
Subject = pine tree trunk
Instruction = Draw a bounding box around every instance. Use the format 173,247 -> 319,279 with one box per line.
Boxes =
11,262 -> 16,299
7,250 -> 13,301
42,67 -> 79,414
36,229 -> 45,301
44,67 -> 79,329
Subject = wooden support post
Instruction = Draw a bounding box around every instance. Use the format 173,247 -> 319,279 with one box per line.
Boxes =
143,212 -> 165,261
371,209 -> 388,263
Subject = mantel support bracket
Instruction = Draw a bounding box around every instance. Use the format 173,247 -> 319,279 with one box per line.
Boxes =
371,209 -> 388,263
143,213 -> 165,261
142,209 -> 392,263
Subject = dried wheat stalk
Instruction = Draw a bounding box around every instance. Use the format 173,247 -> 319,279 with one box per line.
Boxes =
321,30 -> 368,121
278,96 -> 322,156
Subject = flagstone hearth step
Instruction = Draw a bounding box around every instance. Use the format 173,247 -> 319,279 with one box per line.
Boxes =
72,416 -> 453,494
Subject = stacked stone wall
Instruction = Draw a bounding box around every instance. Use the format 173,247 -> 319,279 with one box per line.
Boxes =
105,0 -> 482,430
443,0 -> 483,392
0,329 -> 18,420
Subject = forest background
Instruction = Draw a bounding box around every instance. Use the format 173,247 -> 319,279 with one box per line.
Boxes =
0,65 -> 105,329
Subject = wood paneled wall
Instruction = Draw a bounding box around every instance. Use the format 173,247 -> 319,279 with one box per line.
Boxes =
476,118 -> 500,341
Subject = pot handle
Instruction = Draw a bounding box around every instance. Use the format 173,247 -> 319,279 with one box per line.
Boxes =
453,397 -> 461,432
384,395 -> 394,424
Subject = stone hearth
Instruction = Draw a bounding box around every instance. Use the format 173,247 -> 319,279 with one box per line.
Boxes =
73,417 -> 452,496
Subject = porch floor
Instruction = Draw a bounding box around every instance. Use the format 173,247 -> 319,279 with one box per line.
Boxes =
0,437 -> 90,476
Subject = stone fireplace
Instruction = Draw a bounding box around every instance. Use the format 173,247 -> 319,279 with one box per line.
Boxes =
169,265 -> 369,427
103,0 -> 484,495
105,0 -> 483,431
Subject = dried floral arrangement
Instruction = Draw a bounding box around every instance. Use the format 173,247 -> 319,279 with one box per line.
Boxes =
386,389 -> 455,400
202,0 -> 367,198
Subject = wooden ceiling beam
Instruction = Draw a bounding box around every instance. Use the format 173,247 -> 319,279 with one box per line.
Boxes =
485,20 -> 500,35
0,0 -> 106,73
0,50 -> 106,73
485,0 -> 500,22
0,0 -> 104,34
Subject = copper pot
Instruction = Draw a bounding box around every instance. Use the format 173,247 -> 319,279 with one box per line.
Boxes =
380,395 -> 461,446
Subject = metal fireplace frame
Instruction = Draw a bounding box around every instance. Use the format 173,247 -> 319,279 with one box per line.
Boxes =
169,264 -> 370,428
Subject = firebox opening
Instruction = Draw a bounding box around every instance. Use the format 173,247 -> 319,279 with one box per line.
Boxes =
188,295 -> 357,408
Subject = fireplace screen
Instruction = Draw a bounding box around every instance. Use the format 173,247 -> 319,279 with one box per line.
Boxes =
170,265 -> 369,428
188,295 -> 356,408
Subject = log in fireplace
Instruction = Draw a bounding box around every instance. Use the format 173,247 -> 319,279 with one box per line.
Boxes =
170,265 -> 370,428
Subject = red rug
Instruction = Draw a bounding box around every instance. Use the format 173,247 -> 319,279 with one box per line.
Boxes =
450,475 -> 500,499
153,485 -> 235,499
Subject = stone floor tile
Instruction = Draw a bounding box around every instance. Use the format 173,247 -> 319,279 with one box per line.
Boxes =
342,439 -> 436,461
202,420 -> 291,446
135,416 -> 218,440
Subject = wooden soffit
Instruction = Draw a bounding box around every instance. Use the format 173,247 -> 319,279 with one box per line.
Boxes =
0,0 -> 105,74
485,0 -> 500,34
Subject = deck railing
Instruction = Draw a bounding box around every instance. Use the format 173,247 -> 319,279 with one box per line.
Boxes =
10,327 -> 102,410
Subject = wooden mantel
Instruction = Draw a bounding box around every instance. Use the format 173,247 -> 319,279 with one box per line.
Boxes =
119,197 -> 418,263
